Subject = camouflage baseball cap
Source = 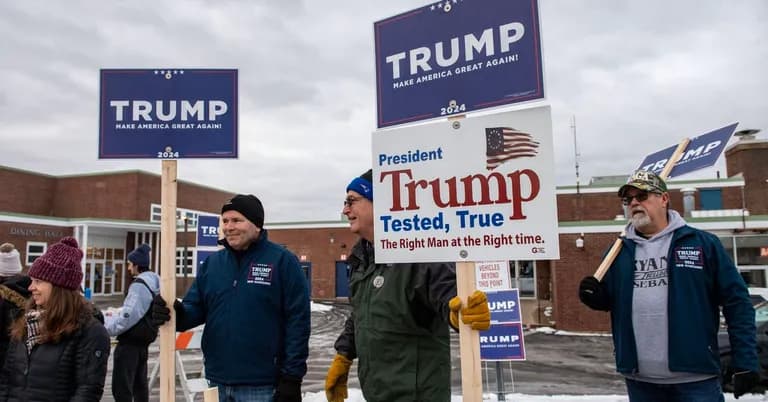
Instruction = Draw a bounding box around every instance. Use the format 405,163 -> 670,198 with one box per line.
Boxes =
618,170 -> 668,196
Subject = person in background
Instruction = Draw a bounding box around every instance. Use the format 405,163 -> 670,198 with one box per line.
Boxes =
0,237 -> 111,401
0,243 -> 31,366
105,243 -> 159,402
578,170 -> 760,401
325,169 -> 491,402
173,194 -> 311,402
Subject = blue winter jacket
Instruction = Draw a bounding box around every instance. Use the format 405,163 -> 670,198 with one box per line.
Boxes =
176,229 -> 311,385
601,225 -> 758,375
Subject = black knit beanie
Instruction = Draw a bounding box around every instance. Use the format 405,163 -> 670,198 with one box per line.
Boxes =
221,194 -> 265,228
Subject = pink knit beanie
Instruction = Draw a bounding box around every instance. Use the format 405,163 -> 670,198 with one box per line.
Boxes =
28,237 -> 84,290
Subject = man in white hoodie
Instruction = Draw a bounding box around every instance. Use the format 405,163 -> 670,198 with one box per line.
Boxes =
105,244 -> 160,402
578,170 -> 759,401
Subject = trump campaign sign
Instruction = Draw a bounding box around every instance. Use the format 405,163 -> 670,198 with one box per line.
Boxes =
196,215 -> 220,248
99,69 -> 238,159
374,0 -> 544,128
637,123 -> 738,178
372,106 -> 558,263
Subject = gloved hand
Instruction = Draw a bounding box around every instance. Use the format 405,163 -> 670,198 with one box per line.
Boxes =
733,370 -> 760,399
273,375 -> 301,402
173,299 -> 185,323
325,353 -> 353,402
578,276 -> 610,311
448,290 -> 491,330
151,297 -> 171,326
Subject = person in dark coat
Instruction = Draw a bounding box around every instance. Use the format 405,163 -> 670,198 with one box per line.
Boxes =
0,237 -> 111,402
0,243 -> 31,367
324,170 -> 492,402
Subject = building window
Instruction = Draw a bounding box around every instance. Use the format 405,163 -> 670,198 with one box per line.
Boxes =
735,235 -> 768,266
176,248 -> 195,277
150,204 -> 200,231
510,260 -> 536,298
25,242 -> 47,266
699,189 -> 723,210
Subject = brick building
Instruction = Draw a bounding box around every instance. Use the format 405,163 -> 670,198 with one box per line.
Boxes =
1,135 -> 766,332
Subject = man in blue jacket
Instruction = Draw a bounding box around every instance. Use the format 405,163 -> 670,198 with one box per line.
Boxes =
579,170 -> 759,401
174,194 -> 311,402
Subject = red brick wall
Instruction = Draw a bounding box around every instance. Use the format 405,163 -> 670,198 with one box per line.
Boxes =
0,223 -> 74,271
726,141 -> 768,215
268,227 -> 358,299
0,167 -> 56,216
553,233 -> 613,332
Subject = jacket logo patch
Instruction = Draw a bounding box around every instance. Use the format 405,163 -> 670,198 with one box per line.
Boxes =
372,275 -> 385,288
674,246 -> 704,270
247,263 -> 273,285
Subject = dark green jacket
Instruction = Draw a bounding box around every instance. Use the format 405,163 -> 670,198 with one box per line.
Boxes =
334,240 -> 456,402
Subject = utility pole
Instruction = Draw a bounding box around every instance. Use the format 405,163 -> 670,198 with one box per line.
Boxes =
571,115 -> 581,194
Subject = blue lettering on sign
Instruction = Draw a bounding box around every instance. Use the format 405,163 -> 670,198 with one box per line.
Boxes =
380,212 -> 450,233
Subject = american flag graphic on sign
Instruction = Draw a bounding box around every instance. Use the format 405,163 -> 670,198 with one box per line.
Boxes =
485,127 -> 539,170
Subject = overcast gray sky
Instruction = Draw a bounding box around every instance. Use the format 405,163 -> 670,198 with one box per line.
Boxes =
1,0 -> 766,222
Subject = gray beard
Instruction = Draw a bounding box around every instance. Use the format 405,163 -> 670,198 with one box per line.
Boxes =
631,213 -> 652,234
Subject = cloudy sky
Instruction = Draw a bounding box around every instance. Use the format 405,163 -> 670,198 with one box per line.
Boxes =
1,0 -> 766,222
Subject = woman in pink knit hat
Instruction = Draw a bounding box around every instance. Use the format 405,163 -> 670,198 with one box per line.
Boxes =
0,237 -> 111,401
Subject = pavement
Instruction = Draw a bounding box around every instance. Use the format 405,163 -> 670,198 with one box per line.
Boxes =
96,299 -> 625,401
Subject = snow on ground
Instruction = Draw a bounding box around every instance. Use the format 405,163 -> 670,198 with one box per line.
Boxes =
303,390 -> 768,401
311,301 -> 334,312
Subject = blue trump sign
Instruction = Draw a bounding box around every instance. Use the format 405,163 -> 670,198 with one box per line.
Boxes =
480,322 -> 526,360
99,69 -> 238,159
637,123 -> 738,178
196,215 -> 220,247
487,289 -> 521,324
374,0 -> 544,128
197,250 -> 215,270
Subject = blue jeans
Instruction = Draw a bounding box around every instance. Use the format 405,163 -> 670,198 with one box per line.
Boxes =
625,377 -> 725,402
210,382 -> 275,402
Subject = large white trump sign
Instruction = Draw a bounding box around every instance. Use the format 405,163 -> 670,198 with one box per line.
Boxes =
372,106 -> 559,263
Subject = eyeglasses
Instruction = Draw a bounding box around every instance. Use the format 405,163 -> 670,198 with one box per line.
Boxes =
343,197 -> 361,208
621,192 -> 652,205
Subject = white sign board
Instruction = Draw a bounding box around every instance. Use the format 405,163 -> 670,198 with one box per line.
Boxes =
372,106 -> 559,263
475,261 -> 511,291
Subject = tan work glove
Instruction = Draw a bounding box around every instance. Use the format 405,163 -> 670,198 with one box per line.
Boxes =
449,290 -> 491,330
325,353 -> 353,402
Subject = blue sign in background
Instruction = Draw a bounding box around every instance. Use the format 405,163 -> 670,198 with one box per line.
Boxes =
637,123 -> 737,178
99,69 -> 238,158
480,323 -> 525,360
196,215 -> 221,247
374,0 -> 543,128
487,289 -> 521,323
196,250 -> 215,270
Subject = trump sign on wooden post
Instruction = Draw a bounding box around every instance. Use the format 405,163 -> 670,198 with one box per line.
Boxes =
374,0 -> 544,128
371,106 -> 558,263
99,69 -> 238,159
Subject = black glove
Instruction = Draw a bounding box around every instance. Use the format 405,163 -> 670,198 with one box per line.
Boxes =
578,276 -> 610,311
733,370 -> 760,399
274,375 -> 301,402
151,297 -> 171,326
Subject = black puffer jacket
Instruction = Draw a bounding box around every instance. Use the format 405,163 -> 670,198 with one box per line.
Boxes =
0,306 -> 111,402
0,275 -> 31,366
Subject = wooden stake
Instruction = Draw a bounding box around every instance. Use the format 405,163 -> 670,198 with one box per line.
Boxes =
160,160 -> 178,402
592,138 -> 691,281
203,387 -> 219,402
457,261 -> 482,402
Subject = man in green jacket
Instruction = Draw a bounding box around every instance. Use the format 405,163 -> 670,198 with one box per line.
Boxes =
324,169 -> 491,402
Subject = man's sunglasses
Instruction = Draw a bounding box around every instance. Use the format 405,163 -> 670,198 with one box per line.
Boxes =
621,191 -> 654,205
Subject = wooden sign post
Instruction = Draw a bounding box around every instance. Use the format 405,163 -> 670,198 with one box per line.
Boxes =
593,138 -> 690,280
159,160 -> 178,401
457,262 -> 482,401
